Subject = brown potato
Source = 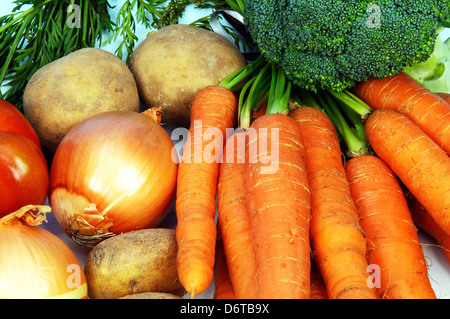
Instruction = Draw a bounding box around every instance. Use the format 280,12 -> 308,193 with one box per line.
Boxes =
85,228 -> 185,299
23,48 -> 140,155
129,24 -> 247,128
119,292 -> 182,299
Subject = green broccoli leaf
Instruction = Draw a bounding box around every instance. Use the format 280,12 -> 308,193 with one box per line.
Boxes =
404,30 -> 450,93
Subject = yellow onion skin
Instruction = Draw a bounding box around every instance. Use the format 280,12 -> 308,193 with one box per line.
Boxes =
49,111 -> 178,246
0,206 -> 88,298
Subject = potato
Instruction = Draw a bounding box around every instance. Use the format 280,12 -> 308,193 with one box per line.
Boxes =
85,228 -> 184,299
119,292 -> 182,299
23,48 -> 140,155
129,24 -> 247,128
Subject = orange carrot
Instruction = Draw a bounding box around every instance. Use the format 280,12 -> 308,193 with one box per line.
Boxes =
214,236 -> 236,299
310,261 -> 328,299
217,132 -> 257,299
437,92 -> 450,105
289,106 -> 376,299
353,72 -> 450,154
406,192 -> 450,264
252,99 -> 268,120
245,113 -> 311,299
345,154 -> 436,299
176,85 -> 237,297
365,108 -> 450,235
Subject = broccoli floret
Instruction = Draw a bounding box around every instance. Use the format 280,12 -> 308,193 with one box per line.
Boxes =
243,0 -> 450,92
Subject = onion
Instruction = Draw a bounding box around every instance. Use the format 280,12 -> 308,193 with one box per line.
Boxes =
0,205 -> 87,298
49,110 -> 178,247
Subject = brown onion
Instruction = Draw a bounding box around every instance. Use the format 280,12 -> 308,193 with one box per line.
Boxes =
0,205 -> 87,298
49,110 -> 178,247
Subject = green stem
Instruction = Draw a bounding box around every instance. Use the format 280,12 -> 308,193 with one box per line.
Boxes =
266,63 -> 278,112
298,88 -> 323,111
323,92 -> 370,157
82,0 -> 89,47
0,13 -> 33,89
219,54 -> 266,91
238,76 -> 256,129
239,62 -> 271,129
314,93 -> 340,136
225,0 -> 244,14
266,63 -> 292,115
335,98 -> 367,142
0,1 -> 52,34
329,90 -> 372,119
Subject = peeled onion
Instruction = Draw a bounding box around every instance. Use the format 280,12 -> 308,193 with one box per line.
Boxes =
49,110 -> 178,247
0,206 -> 87,298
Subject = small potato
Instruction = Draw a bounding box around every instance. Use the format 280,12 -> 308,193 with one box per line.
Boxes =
119,292 -> 182,299
85,228 -> 184,299
23,48 -> 140,155
129,24 -> 247,128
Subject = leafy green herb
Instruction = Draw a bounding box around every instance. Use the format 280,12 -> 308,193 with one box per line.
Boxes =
153,0 -> 227,29
105,0 -> 230,63
103,0 -> 167,63
0,0 -> 114,109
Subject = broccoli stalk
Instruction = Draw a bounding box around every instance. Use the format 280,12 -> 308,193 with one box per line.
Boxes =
403,26 -> 450,94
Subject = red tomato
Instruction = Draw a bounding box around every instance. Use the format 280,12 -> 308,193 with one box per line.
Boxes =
0,100 -> 41,148
0,100 -> 48,218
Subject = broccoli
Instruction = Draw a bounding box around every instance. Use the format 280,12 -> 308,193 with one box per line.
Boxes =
243,0 -> 450,92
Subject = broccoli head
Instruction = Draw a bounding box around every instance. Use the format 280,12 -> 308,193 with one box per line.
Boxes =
243,0 -> 450,92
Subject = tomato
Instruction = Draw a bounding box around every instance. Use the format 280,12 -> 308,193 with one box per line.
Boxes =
0,100 -> 41,148
0,100 -> 48,218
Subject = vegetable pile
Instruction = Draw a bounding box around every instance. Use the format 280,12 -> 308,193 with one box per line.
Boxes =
0,0 -> 450,300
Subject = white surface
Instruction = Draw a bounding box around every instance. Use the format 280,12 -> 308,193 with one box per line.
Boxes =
1,1 -> 450,299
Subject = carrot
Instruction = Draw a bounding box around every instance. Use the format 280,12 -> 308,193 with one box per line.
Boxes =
437,92 -> 450,105
245,113 -> 311,299
310,261 -> 328,299
431,91 -> 450,124
353,72 -> 450,154
176,85 -> 237,297
345,154 -> 436,299
252,102 -> 267,119
214,236 -> 236,299
406,192 -> 450,264
365,108 -> 450,235
217,131 -> 257,299
289,106 -> 376,299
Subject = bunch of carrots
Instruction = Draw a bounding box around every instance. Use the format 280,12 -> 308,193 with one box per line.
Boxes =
175,53 -> 450,299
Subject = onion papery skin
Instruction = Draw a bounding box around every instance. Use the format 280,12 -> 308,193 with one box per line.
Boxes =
0,206 -> 87,299
49,111 -> 178,247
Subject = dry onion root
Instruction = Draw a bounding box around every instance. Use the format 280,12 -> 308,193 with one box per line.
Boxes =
49,109 -> 178,247
0,205 -> 88,298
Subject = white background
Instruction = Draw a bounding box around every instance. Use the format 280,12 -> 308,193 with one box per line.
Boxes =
0,1 -> 449,299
